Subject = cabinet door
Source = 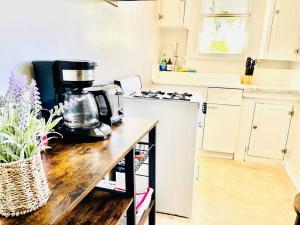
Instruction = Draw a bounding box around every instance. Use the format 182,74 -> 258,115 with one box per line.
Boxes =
265,0 -> 300,60
159,0 -> 185,27
203,104 -> 241,154
248,103 -> 292,160
295,24 -> 300,61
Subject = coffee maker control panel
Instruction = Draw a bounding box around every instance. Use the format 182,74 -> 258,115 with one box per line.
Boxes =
62,70 -> 94,82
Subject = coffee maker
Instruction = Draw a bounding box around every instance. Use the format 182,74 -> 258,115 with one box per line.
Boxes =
32,60 -> 112,140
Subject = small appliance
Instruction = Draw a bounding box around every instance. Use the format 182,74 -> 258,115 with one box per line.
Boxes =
32,60 -> 112,140
85,84 -> 124,125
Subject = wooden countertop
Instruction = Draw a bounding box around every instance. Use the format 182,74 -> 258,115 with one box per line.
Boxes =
0,117 -> 158,225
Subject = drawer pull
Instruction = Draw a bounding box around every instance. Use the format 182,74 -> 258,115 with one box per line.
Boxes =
253,125 -> 258,129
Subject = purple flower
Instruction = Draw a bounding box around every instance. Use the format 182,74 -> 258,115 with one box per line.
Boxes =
2,73 -> 42,130
5,72 -> 28,102
28,80 -> 42,111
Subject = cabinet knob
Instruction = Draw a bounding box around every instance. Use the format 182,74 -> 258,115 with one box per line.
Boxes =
158,14 -> 164,20
295,49 -> 300,55
281,149 -> 287,154
253,125 -> 258,129
274,9 -> 280,14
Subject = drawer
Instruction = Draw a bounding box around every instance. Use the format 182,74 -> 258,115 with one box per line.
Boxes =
207,88 -> 243,105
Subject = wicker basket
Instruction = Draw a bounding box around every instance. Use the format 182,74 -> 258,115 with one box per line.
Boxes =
0,152 -> 51,218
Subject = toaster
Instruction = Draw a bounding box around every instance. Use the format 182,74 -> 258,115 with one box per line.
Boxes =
86,84 -> 124,125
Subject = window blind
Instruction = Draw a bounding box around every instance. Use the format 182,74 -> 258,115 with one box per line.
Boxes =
202,0 -> 248,14
199,0 -> 249,54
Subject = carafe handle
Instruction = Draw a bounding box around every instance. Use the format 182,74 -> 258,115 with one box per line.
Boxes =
92,91 -> 113,126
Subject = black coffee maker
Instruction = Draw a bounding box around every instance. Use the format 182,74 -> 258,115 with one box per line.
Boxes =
32,60 -> 112,140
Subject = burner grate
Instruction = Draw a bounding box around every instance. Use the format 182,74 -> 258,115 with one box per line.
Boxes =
133,90 -> 193,101
165,92 -> 193,101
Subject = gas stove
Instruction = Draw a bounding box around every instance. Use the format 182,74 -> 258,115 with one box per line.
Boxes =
132,90 -> 193,101
121,85 -> 203,218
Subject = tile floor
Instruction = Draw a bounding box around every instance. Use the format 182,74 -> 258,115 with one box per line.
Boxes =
157,157 -> 297,225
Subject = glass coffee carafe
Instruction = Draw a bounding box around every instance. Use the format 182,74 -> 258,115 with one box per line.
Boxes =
63,90 -> 100,130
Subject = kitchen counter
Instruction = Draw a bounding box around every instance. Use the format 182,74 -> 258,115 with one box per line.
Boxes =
243,84 -> 300,95
151,70 -> 300,96
0,117 -> 158,225
151,71 -> 243,89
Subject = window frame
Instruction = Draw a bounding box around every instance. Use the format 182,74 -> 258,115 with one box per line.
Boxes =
197,0 -> 251,56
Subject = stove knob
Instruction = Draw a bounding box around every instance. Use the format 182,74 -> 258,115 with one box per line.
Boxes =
202,103 -> 207,114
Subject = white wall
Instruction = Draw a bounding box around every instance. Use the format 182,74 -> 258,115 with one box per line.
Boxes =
159,28 -> 188,68
0,0 -> 159,94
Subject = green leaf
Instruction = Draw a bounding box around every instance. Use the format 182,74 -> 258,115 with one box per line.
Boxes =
45,117 -> 62,131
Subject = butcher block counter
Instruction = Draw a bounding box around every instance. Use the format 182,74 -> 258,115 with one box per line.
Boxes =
0,117 -> 158,225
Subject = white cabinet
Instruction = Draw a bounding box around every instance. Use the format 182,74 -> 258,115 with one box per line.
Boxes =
207,88 -> 243,105
259,0 -> 300,61
158,0 -> 187,28
296,24 -> 300,61
202,88 -> 243,154
203,104 -> 241,154
247,103 -> 293,160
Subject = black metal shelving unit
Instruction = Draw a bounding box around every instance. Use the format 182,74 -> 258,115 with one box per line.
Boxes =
122,127 -> 156,225
97,127 -> 156,225
113,142 -> 154,174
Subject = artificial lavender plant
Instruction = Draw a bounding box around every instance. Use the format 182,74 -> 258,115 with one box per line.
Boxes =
0,73 -> 74,163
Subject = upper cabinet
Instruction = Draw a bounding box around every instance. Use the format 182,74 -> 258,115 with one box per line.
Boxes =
254,0 -> 300,61
263,0 -> 300,61
158,0 -> 189,28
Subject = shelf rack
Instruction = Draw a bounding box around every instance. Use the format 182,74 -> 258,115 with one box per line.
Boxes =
0,118 -> 157,225
59,190 -> 133,225
61,127 -> 157,225
114,142 -> 154,174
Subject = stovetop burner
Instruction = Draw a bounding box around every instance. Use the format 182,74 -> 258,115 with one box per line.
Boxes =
133,94 -> 159,99
133,90 -> 193,101
170,92 -> 193,97
134,90 -> 163,99
141,91 -> 166,96
163,92 -> 193,101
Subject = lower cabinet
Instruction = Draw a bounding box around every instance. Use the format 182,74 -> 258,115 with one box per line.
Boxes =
247,103 -> 293,160
203,104 -> 241,154
201,87 -> 295,162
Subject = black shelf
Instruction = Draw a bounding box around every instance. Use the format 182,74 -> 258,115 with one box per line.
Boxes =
120,130 -> 156,225
102,128 -> 156,225
113,142 -> 154,174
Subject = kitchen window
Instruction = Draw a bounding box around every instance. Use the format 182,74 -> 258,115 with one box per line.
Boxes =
198,0 -> 249,55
